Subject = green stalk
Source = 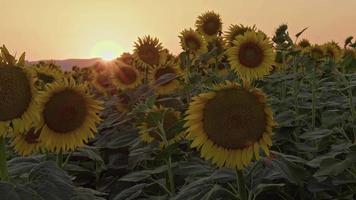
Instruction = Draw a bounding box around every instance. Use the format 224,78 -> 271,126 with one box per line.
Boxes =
311,64 -> 317,130
0,137 -> 9,181
56,151 -> 63,168
236,169 -> 247,200
166,156 -> 176,195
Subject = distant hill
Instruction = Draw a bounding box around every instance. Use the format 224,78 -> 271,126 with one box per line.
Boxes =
27,58 -> 103,71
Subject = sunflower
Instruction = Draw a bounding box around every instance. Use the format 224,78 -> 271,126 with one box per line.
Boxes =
133,36 -> 166,68
92,71 -> 114,94
185,81 -> 274,169
305,44 -> 324,60
11,128 -> 43,156
226,31 -> 275,81
148,61 -> 183,95
298,39 -> 311,49
33,65 -> 63,88
322,42 -> 341,60
112,64 -> 142,90
38,78 -> 103,152
116,93 -> 132,113
196,11 -> 222,41
224,24 -> 257,47
0,63 -> 40,136
138,106 -> 184,147
118,52 -> 135,65
179,28 -> 208,55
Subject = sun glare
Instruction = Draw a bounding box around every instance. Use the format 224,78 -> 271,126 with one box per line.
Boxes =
91,41 -> 122,61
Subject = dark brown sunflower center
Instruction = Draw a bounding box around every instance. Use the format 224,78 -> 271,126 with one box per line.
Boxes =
203,18 -> 221,35
238,42 -> 264,68
148,111 -> 179,141
154,67 -> 176,85
96,74 -> 111,88
185,35 -> 201,51
0,65 -> 32,121
43,89 -> 87,133
115,66 -> 138,85
24,128 -> 41,144
202,88 -> 266,149
38,72 -> 55,84
138,44 -> 160,66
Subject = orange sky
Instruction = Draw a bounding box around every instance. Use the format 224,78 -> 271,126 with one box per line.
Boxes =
1,0 -> 355,61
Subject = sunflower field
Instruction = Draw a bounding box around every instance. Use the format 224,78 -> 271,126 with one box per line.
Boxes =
1,11 -> 356,200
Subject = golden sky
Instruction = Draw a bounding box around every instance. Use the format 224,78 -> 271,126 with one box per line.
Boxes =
1,0 -> 355,60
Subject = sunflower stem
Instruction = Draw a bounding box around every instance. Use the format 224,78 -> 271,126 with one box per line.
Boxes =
166,155 -> 176,196
0,137 -> 9,181
236,169 -> 247,200
56,151 -> 63,168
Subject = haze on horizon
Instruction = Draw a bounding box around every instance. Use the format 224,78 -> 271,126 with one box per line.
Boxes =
1,0 -> 355,61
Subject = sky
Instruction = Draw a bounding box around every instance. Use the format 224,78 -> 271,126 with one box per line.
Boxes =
0,0 -> 355,61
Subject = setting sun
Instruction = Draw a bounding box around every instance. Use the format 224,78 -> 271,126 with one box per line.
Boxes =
90,41 -> 123,61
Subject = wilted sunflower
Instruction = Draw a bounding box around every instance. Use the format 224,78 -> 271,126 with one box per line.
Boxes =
196,11 -> 222,41
133,36 -> 166,68
11,128 -> 43,156
112,64 -> 142,90
0,63 -> 39,136
179,28 -> 208,55
224,24 -> 257,47
148,62 -> 182,95
38,78 -> 102,152
227,31 -> 275,80
323,42 -> 341,60
185,81 -> 274,169
298,39 -> 311,49
138,106 -> 184,147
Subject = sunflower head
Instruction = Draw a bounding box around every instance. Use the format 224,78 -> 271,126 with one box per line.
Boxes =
298,39 -> 311,49
33,65 -> 64,89
92,71 -> 114,95
185,81 -> 274,169
118,52 -> 135,65
133,36 -> 165,68
11,128 -> 43,156
306,45 -> 325,60
116,92 -> 132,113
322,42 -> 341,60
148,61 -> 182,95
179,28 -> 208,55
224,24 -> 257,47
138,106 -> 184,147
0,59 -> 39,135
195,11 -> 222,41
38,78 -> 103,153
227,31 -> 275,80
112,64 -> 142,90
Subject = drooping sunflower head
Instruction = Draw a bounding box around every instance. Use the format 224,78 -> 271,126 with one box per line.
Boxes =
226,31 -> 275,81
185,81 -> 274,169
179,28 -> 208,55
224,24 -> 257,47
11,128 -> 43,156
138,106 -> 184,147
38,78 -> 103,153
148,61 -> 183,95
0,63 -> 40,136
133,36 -> 166,68
298,39 -> 311,49
195,11 -> 222,41
322,42 -> 341,60
112,64 -> 142,90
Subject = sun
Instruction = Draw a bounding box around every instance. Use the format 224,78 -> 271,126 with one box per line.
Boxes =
91,40 -> 123,61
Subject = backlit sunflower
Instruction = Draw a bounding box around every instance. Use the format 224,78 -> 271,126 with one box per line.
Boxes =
118,52 -> 135,65
11,128 -> 43,156
133,36 -> 166,68
112,64 -> 142,90
179,28 -> 208,55
0,63 -> 39,136
185,81 -> 275,169
138,106 -> 184,147
196,11 -> 222,41
92,71 -> 114,95
224,24 -> 257,47
322,42 -> 341,60
305,45 -> 324,60
148,61 -> 183,95
38,78 -> 103,153
298,39 -> 311,49
226,31 -> 275,81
